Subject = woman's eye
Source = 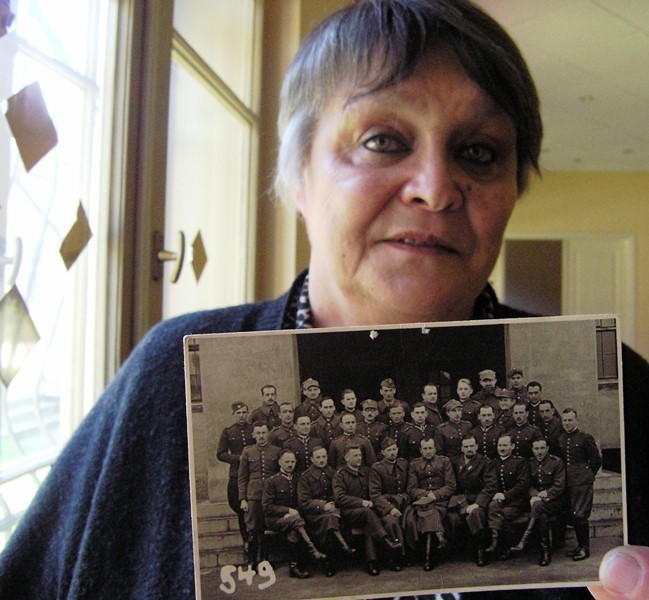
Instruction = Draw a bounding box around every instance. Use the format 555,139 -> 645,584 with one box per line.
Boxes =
362,133 -> 407,154
458,144 -> 496,165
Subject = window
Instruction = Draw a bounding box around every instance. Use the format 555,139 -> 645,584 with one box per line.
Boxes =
596,318 -> 619,384
0,0 -> 117,548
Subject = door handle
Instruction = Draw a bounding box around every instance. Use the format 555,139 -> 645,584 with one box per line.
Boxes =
153,230 -> 185,283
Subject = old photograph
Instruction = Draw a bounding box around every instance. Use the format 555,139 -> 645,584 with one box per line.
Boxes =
184,315 -> 625,599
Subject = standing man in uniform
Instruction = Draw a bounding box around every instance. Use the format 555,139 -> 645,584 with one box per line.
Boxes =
508,368 -> 529,404
328,412 -> 376,469
262,450 -> 326,579
268,401 -> 296,447
557,408 -> 602,561
421,384 -> 444,428
377,378 -> 411,423
310,396 -> 341,450
456,379 -> 482,426
403,403 -> 436,460
295,378 -> 322,423
369,437 -> 414,570
472,369 -> 509,418
471,404 -> 504,460
507,401 -> 543,459
339,388 -> 363,423
485,434 -> 531,558
238,423 -> 281,569
510,438 -> 566,566
283,415 -> 323,474
248,384 -> 281,431
435,399 -> 473,458
386,404 -> 412,459
297,446 -> 354,577
216,401 -> 255,551
538,399 -> 562,456
407,437 -> 456,571
357,399 -> 388,457
333,444 -> 402,576
526,381 -> 545,427
497,394 -> 516,431
448,436 -> 497,566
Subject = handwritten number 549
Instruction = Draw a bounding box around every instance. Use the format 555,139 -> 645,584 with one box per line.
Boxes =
219,561 -> 276,594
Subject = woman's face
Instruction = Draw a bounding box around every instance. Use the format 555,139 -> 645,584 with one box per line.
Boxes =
297,50 -> 518,326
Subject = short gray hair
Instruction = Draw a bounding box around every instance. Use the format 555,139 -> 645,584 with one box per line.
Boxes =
274,0 -> 542,209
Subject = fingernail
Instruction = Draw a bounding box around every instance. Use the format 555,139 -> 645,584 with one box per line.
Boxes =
600,550 -> 641,595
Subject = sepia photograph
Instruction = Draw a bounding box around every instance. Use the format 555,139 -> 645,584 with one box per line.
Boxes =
185,315 -> 625,599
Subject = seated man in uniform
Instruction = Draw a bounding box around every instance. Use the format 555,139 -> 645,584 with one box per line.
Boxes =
368,437 -> 414,570
485,434 -> 531,558
297,445 -> 354,577
509,437 -> 566,566
448,435 -> 497,566
332,444 -> 402,576
262,450 -> 326,579
407,437 -> 456,571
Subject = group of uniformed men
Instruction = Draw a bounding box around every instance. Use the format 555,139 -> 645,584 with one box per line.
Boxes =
216,370 -> 602,579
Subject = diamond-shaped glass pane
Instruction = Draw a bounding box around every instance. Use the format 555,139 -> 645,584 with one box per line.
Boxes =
191,230 -> 207,282
0,285 -> 40,387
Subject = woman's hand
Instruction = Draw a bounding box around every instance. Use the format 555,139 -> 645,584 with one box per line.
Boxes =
589,546 -> 649,599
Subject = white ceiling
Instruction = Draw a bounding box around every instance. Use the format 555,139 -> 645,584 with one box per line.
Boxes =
474,0 -> 649,172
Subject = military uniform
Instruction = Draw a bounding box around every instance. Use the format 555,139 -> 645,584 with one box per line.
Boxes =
557,428 -> 601,520
496,409 -> 514,432
434,420 -> 473,457
216,421 -> 255,541
528,402 -> 542,427
262,471 -> 305,535
340,408 -> 363,423
369,457 -> 414,548
471,387 -> 511,419
470,423 -> 505,460
310,415 -> 342,449
332,465 -> 390,562
377,399 -> 411,424
449,454 -> 497,537
402,424 -> 437,460
297,464 -> 341,547
238,443 -> 281,534
282,435 -> 323,474
509,386 -> 529,404
487,454 -> 530,533
357,420 -> 388,457
407,455 -> 456,536
268,423 -> 296,448
248,404 -> 281,431
328,433 -> 377,469
423,403 -> 444,428
459,398 -> 483,426
386,420 -> 412,459
294,398 -> 321,423
507,423 -> 543,459
539,416 -> 562,455
528,453 -> 566,519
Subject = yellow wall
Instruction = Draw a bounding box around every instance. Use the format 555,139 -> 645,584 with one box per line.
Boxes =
508,171 -> 649,359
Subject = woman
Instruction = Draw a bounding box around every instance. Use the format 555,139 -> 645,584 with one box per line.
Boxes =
0,1 -> 647,598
